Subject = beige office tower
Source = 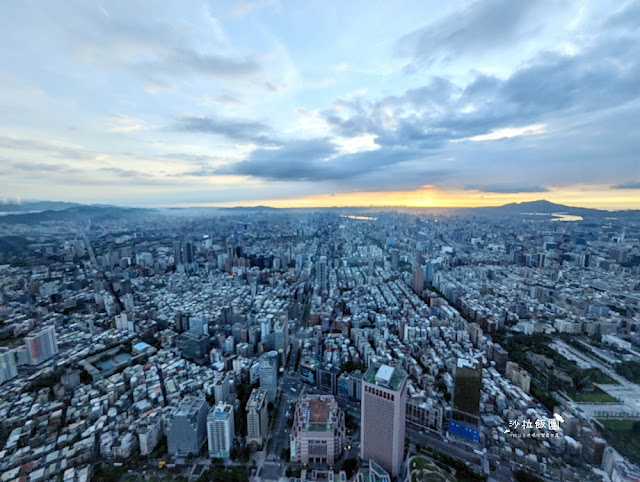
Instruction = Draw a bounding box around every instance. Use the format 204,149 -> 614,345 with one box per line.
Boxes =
361,364 -> 408,478
246,387 -> 269,448
290,394 -> 345,464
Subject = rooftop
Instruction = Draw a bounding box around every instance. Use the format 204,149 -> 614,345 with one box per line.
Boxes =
298,395 -> 340,432
173,395 -> 207,417
457,358 -> 479,369
308,397 -> 330,423
363,364 -> 407,392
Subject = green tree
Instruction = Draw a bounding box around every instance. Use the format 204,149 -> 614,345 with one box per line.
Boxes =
514,470 -> 543,482
342,458 -> 359,479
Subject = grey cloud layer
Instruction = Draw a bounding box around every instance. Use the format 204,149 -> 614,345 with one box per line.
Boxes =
220,14 -> 640,192
464,183 -> 550,194
396,0 -> 547,72
176,116 -> 280,145
44,2 -> 263,86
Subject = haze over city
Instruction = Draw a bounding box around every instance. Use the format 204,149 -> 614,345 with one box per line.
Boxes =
0,0 -> 639,209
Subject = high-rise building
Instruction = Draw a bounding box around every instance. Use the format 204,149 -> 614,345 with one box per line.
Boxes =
166,395 -> 209,457
207,402 -> 235,459
450,358 -> 482,443
24,326 -> 58,365
411,267 -> 425,295
260,351 -> 279,402
185,241 -> 195,264
189,315 -> 208,335
274,315 -> 289,366
316,256 -> 328,292
180,331 -> 210,365
361,364 -> 408,478
213,373 -> 233,404
390,249 -> 399,271
224,335 -> 235,354
0,347 -> 17,384
138,412 -> 163,456
290,394 -> 345,465
173,241 -> 184,266
246,388 -> 269,448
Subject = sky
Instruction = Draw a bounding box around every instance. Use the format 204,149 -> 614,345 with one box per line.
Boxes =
0,0 -> 639,209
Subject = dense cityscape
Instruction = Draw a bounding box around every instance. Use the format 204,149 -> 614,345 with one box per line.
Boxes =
0,202 -> 639,482
1,1 -> 640,481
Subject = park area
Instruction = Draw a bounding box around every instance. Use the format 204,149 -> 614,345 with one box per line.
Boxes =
408,455 -> 457,482
597,419 -> 640,466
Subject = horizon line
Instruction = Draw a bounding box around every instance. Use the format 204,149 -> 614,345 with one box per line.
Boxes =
4,198 -> 638,213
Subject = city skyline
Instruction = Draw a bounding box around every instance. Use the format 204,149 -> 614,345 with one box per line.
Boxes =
0,204 -> 639,480
0,1 -> 639,209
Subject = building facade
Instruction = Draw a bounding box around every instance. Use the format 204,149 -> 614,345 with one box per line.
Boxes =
138,412 -> 163,456
246,387 -> 269,447
24,326 -> 58,365
207,402 -> 235,459
166,395 -> 209,457
274,315 -> 289,366
450,357 -> 482,442
361,364 -> 408,478
290,394 -> 345,465
180,331 -> 210,365
0,347 -> 17,384
260,351 -> 279,402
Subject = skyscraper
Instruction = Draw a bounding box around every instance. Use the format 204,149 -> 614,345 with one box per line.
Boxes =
166,395 -> 209,457
0,347 -> 17,384
246,387 -> 269,448
450,357 -> 482,443
180,331 -> 210,365
361,364 -> 408,478
207,402 -> 235,459
24,326 -> 58,365
260,351 -> 279,402
173,241 -> 184,266
411,267 -> 425,295
316,256 -> 328,292
390,249 -> 399,271
274,315 -> 289,366
188,315 -> 209,335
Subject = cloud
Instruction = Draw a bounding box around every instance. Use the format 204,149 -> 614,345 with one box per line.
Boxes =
108,113 -> 144,133
461,124 -> 547,142
319,24 -> 640,190
221,138 -> 338,181
606,2 -> 640,29
52,3 -> 263,88
99,167 -> 144,177
464,183 -> 549,193
220,136 -> 452,190
396,0 -> 544,71
130,49 -> 261,80
11,162 -> 82,174
175,116 -> 280,145
231,0 -> 281,18
221,21 -> 640,192
612,181 -> 640,189
214,94 -> 246,106
0,136 -> 90,160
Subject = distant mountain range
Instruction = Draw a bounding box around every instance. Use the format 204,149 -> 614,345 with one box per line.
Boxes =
463,199 -> 639,219
0,199 -> 637,225
0,200 -> 83,214
460,200 -> 599,217
0,205 -> 153,225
